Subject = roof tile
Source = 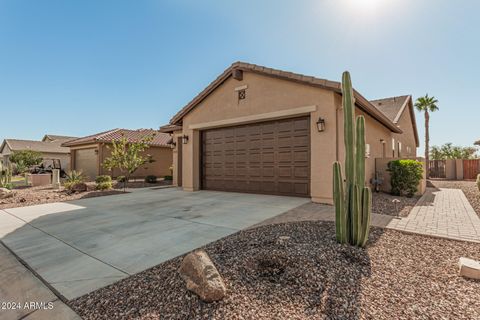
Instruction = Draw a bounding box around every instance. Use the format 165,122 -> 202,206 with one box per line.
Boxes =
63,129 -> 171,147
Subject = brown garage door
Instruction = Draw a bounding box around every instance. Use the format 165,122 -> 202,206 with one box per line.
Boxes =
201,116 -> 310,197
75,148 -> 98,180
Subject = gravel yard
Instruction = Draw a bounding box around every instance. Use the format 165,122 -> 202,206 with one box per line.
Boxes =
372,192 -> 420,217
70,221 -> 480,320
0,185 -> 124,210
429,180 -> 480,218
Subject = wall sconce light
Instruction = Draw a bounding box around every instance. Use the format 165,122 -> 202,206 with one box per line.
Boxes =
380,139 -> 386,144
182,135 -> 189,144
316,117 -> 326,132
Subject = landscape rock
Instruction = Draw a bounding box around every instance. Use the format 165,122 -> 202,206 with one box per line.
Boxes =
71,183 -> 88,193
459,257 -> 480,280
179,249 -> 226,302
0,188 -> 14,199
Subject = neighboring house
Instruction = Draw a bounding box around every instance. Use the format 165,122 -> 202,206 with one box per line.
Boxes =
0,135 -> 77,170
160,62 -> 419,204
62,129 -> 172,180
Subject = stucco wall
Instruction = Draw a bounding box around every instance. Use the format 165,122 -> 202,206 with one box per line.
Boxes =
393,103 -> 417,158
176,71 -> 417,203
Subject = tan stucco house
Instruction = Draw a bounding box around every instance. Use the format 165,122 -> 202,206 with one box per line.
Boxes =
161,62 -> 419,204
62,129 -> 173,180
0,134 -> 77,170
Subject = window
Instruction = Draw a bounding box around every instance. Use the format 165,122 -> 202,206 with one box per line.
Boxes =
392,138 -> 395,158
398,142 -> 402,158
365,144 -> 371,158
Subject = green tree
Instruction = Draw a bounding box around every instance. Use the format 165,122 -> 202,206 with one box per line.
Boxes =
9,150 -> 43,174
102,134 -> 155,191
430,143 -> 477,160
415,94 -> 439,178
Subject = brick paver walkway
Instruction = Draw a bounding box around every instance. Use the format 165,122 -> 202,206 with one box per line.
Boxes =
256,188 -> 480,243
386,188 -> 480,243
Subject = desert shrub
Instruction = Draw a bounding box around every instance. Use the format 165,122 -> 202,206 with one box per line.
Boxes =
387,160 -> 423,197
96,181 -> 112,190
95,175 -> 112,183
144,175 -> 157,183
476,174 -> 480,192
95,175 -> 112,190
164,175 -> 173,181
116,175 -> 127,183
64,170 -> 85,190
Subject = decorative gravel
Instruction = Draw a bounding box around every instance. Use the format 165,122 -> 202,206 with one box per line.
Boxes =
0,185 -> 124,210
69,221 -> 480,320
429,180 -> 480,218
372,192 -> 420,217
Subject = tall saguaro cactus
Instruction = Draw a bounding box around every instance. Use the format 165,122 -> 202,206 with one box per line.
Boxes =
333,72 -> 372,247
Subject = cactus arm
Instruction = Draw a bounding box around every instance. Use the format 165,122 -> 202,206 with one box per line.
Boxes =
360,187 -> 372,246
342,71 -> 356,186
333,162 -> 345,243
356,116 -> 366,188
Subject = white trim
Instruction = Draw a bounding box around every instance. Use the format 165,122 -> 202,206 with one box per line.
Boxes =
393,96 -> 411,124
188,105 -> 317,130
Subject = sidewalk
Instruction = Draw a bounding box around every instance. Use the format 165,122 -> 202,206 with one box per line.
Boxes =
256,188 -> 480,243
0,243 -> 80,320
386,188 -> 480,243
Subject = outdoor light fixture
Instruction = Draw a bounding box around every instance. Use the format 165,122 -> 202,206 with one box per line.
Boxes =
316,117 -> 326,132
380,139 -> 386,144
182,135 -> 189,144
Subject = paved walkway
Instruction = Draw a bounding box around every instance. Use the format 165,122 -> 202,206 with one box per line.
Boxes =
386,188 -> 480,243
256,188 -> 480,243
0,243 -> 80,320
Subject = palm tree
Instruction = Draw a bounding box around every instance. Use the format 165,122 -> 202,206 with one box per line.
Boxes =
415,94 -> 439,178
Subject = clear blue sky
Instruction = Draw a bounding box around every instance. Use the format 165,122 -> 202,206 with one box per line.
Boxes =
1,0 -> 478,150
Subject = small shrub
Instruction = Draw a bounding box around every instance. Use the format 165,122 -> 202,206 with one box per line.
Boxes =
95,175 -> 112,184
95,175 -> 112,190
144,175 -> 157,183
164,175 -> 173,181
96,181 -> 112,190
116,176 -> 127,183
387,160 -> 423,197
476,174 -> 480,192
64,170 -> 85,190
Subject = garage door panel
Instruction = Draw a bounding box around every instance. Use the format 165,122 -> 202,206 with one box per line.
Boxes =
202,116 -> 310,197
75,148 -> 97,180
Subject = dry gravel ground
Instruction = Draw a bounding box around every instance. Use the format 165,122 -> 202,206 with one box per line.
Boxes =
70,221 -> 480,320
429,180 -> 480,218
0,185 -> 125,210
372,192 -> 420,217
0,180 -> 172,210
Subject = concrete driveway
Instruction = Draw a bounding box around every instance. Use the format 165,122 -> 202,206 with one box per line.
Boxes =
0,187 -> 308,300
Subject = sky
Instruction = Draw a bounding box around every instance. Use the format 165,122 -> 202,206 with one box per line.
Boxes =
0,0 -> 479,151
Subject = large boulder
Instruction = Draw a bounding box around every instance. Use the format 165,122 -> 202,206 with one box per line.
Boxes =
71,183 -> 88,193
0,188 -> 14,199
179,250 -> 226,302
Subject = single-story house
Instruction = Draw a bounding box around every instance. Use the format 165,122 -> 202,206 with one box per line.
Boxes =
62,129 -> 173,180
160,62 -> 419,204
0,134 -> 77,170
